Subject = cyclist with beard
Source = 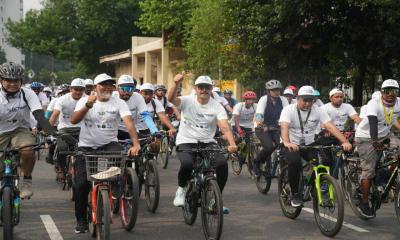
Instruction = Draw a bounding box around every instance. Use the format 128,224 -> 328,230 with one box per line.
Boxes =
70,73 -> 141,233
355,79 -> 400,218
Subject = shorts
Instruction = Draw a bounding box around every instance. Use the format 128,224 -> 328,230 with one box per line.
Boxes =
0,127 -> 36,157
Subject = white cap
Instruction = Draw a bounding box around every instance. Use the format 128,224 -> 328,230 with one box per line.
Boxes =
297,86 -> 315,97
381,79 -> 399,89
283,88 -> 294,95
140,83 -> 154,91
43,87 -> 52,93
94,73 -> 114,85
194,76 -> 212,85
212,87 -> 221,92
71,78 -> 85,87
372,91 -> 381,99
84,79 -> 94,86
55,89 -> 62,96
329,88 -> 343,97
118,74 -> 135,86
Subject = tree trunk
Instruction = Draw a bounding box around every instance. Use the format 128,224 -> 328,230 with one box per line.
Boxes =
353,63 -> 366,107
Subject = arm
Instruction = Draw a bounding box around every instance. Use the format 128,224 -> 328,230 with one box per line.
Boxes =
122,116 -> 141,156
157,112 -> 176,131
140,111 -> 158,134
172,105 -> 181,120
225,104 -> 233,113
70,106 -> 90,124
350,114 -> 362,125
367,115 -> 378,141
233,114 -> 241,131
32,109 -> 55,135
217,119 -> 236,147
167,73 -> 184,107
280,122 -> 291,145
49,110 -> 60,126
325,122 -> 349,144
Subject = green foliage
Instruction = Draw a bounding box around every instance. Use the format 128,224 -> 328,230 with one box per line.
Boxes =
0,47 -> 6,63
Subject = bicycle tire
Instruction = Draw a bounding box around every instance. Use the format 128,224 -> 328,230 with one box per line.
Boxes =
278,166 -> 302,219
255,159 -> 272,194
395,181 -> 400,224
88,191 -> 96,237
145,159 -> 160,213
159,136 -> 170,169
120,167 -> 140,231
183,181 -> 198,225
2,186 -> 14,240
312,174 -> 344,237
201,179 -> 223,240
230,153 -> 242,176
96,189 -> 111,240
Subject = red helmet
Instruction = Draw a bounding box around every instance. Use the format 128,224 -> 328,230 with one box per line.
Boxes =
243,91 -> 257,99
287,85 -> 297,92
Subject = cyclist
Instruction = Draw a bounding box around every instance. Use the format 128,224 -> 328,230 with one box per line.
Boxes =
30,82 -> 49,109
116,75 -> 158,140
279,85 -> 352,207
70,73 -> 141,233
49,78 -> 86,180
223,89 -> 237,109
313,89 -> 324,107
168,74 -> 237,210
283,88 -> 296,105
154,84 -> 181,121
212,87 -> 234,115
254,79 -> 289,176
232,91 -> 257,142
355,79 -> 400,218
0,62 -> 55,199
84,78 -> 94,95
43,87 -> 53,102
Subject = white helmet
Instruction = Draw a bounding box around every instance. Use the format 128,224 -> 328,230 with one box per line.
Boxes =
381,79 -> 399,89
297,86 -> 315,97
283,88 -> 294,95
71,78 -> 86,88
43,87 -> 52,93
140,83 -> 154,91
84,79 -> 94,86
212,87 -> 221,93
118,74 -> 136,86
265,79 -> 282,90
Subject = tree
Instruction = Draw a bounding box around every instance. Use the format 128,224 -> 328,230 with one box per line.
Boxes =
0,47 -> 6,63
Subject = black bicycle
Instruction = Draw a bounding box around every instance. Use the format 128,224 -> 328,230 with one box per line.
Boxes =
230,132 -> 258,177
179,144 -> 226,240
0,142 -> 45,240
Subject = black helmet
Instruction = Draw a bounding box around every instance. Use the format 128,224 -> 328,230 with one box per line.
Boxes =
0,62 -> 24,80
154,84 -> 167,91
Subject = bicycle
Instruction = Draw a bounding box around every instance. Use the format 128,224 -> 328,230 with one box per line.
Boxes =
54,134 -> 78,192
178,144 -> 226,240
229,132 -> 258,177
0,142 -> 46,239
157,130 -> 175,169
278,145 -> 345,237
341,141 -> 400,221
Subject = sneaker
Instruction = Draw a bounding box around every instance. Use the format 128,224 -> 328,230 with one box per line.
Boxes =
290,193 -> 303,207
20,179 -> 33,199
223,206 -> 230,214
74,220 -> 88,234
173,187 -> 186,207
358,202 -> 374,218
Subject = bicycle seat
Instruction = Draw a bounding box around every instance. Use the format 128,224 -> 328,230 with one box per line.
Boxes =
90,166 -> 121,181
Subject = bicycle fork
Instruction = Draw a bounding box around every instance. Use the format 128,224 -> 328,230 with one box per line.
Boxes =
314,165 -> 334,206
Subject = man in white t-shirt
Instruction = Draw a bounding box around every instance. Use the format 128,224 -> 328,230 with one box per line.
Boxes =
168,74 -> 237,211
116,75 -> 158,140
154,84 -> 181,122
232,91 -> 257,143
280,85 -> 352,207
0,62 -> 55,199
84,78 -> 94,96
355,79 -> 400,218
283,88 -> 297,105
49,78 -> 85,179
70,73 -> 141,233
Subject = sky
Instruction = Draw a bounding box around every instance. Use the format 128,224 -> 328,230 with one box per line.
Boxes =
24,0 -> 43,15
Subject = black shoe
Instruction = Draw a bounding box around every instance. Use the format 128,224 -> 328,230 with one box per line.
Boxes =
74,220 -> 88,234
358,202 -> 374,218
291,194 -> 303,207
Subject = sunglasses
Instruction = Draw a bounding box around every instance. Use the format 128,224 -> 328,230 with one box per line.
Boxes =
302,97 -> 314,103
119,86 -> 135,93
197,84 -> 212,90
382,88 -> 399,95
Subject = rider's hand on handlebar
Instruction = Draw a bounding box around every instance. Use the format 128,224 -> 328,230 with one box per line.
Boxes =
168,128 -> 177,137
227,145 -> 238,154
45,135 -> 57,145
341,142 -> 352,152
372,141 -> 384,151
128,145 -> 141,157
237,128 -> 245,137
284,142 -> 299,152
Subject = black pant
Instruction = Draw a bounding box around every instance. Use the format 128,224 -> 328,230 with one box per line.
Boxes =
55,127 -> 80,170
176,143 -> 228,192
255,128 -> 280,163
74,142 -> 122,221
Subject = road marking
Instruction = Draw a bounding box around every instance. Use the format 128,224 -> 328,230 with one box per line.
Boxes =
40,215 -> 64,240
302,207 -> 370,233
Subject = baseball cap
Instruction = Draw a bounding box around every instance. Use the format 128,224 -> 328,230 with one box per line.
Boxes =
381,79 -> 399,89
43,87 -> 52,93
297,86 -> 315,97
118,74 -> 135,86
71,78 -> 85,88
212,87 -> 221,92
84,79 -> 94,86
329,88 -> 343,97
283,88 -> 294,95
194,76 -> 212,86
94,73 -> 115,85
140,83 -> 154,91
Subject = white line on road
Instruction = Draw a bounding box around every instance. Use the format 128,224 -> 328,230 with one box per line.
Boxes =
302,207 -> 370,233
40,215 -> 64,240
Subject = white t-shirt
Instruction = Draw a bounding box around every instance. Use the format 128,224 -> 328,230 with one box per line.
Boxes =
155,96 -> 174,108
176,95 -> 228,145
359,105 -> 367,119
320,103 -> 357,131
75,95 -> 131,148
314,98 -> 324,107
0,88 -> 42,134
54,93 -> 82,129
135,98 -> 165,131
38,92 -> 50,107
355,97 -> 400,139
279,104 -> 331,145
287,98 -> 297,105
232,102 -> 257,129
256,95 -> 289,115
47,97 -> 58,112
118,92 -> 148,132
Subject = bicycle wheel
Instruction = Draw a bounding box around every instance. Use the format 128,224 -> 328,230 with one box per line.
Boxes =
2,186 -> 14,240
88,191 -> 96,237
278,166 -> 302,219
201,179 -> 223,240
230,153 -> 242,176
183,181 -> 198,225
96,189 -> 111,240
145,159 -> 160,213
312,174 -> 344,237
395,181 -> 400,224
158,136 -> 169,169
255,159 -> 272,194
120,167 -> 140,231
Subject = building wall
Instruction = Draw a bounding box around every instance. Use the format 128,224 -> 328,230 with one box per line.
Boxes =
0,0 -> 24,65
115,61 -> 131,77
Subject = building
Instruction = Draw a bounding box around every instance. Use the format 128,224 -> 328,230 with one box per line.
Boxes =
0,0 -> 24,64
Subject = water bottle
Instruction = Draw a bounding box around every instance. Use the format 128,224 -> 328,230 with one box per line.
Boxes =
13,196 -> 21,223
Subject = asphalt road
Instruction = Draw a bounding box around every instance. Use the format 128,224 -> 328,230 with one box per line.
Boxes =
10,153 -> 400,240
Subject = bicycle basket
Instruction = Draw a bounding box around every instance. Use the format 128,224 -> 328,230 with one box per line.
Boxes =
84,153 -> 125,180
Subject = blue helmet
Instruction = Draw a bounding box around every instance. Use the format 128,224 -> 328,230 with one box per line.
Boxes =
31,82 -> 43,90
314,89 -> 320,97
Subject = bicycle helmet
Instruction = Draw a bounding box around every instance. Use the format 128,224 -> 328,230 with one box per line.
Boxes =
59,84 -> 70,92
0,62 -> 24,80
223,89 -> 233,94
243,91 -> 257,99
265,79 -> 282,90
287,85 -> 297,92
30,82 -> 42,90
154,84 -> 167,91
314,89 -> 321,97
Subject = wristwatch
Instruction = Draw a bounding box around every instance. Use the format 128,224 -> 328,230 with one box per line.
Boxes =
85,102 -> 93,109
